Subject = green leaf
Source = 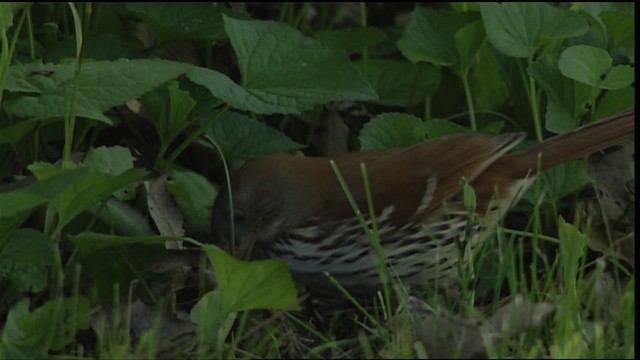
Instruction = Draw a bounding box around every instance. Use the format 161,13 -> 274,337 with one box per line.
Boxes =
528,54 -> 593,133
557,217 -> 588,288
205,111 -> 304,160
455,20 -> 485,74
190,290 -> 228,345
576,3 -> 633,49
593,87 -> 635,120
203,245 -> 300,314
600,10 -> 635,54
141,79 -> 197,151
558,45 -> 633,90
0,229 -> 55,295
125,2 -> 232,44
0,167 -> 89,245
460,177 -> 477,214
353,59 -> 441,107
0,3 -> 16,29
413,119 -> 470,141
540,161 -> 592,203
600,65 -> 634,90
4,59 -> 194,122
359,113 -> 422,150
481,3 -> 587,58
83,146 -> 137,200
83,146 -> 134,176
26,164 -> 148,232
313,27 -> 387,54
558,45 -> 611,87
397,7 -> 478,65
4,297 -> 90,352
187,16 -> 376,115
471,43 -> 510,110
0,120 -> 43,145
168,169 -> 218,236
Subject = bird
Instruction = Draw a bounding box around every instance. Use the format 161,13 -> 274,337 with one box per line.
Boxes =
211,109 -> 635,293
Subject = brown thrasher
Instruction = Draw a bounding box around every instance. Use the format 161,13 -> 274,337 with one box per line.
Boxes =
211,110 -> 635,293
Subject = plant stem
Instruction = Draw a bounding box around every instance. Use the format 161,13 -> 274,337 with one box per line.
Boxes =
163,105 -> 229,169
527,57 -> 543,142
461,71 -> 477,131
63,3 -> 91,168
359,2 -> 369,79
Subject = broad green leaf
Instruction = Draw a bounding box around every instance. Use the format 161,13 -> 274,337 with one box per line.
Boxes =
190,290 -> 229,345
83,146 -> 134,176
125,2 -> 232,44
528,54 -> 593,133
577,3 -> 633,48
0,167 -> 89,245
0,120 -> 44,145
26,163 -> 148,232
3,59 -> 194,122
168,168 -> 218,236
557,217 -> 588,288
539,161 -> 592,202
471,43 -> 510,110
0,229 -> 55,294
141,79 -> 197,151
13,297 -> 90,351
558,45 -> 634,91
205,111 -> 304,160
397,7 -> 478,65
83,199 -> 156,237
455,20 -> 485,74
413,119 -> 470,142
558,45 -> 612,87
359,113 -> 422,150
592,87 -> 635,120
0,3 -> 16,28
69,232 -> 186,253
203,244 -> 300,314
600,11 -> 635,54
353,59 -> 441,107
313,27 -> 387,54
187,16 -> 376,115
83,146 -> 137,200
600,65 -> 634,89
481,3 -> 587,58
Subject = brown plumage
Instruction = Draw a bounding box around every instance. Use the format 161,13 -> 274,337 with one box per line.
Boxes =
211,109 -> 635,292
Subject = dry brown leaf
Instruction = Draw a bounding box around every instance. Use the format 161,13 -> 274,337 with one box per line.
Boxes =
144,173 -> 185,249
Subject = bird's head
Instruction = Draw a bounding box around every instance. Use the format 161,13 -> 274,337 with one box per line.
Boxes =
211,158 -> 288,248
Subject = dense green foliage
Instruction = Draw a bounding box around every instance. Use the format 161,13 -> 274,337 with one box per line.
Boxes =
0,3 -> 634,358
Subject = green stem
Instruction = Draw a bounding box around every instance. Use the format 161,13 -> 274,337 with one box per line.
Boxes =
461,71 -> 477,131
359,2 -> 369,79
26,8 -> 35,59
163,105 -> 229,169
63,3 -> 91,168
0,5 -> 30,107
292,2 -> 310,29
360,163 -> 392,320
526,57 -> 543,142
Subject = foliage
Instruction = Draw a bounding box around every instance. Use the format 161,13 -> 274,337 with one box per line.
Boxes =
0,2 -> 634,358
